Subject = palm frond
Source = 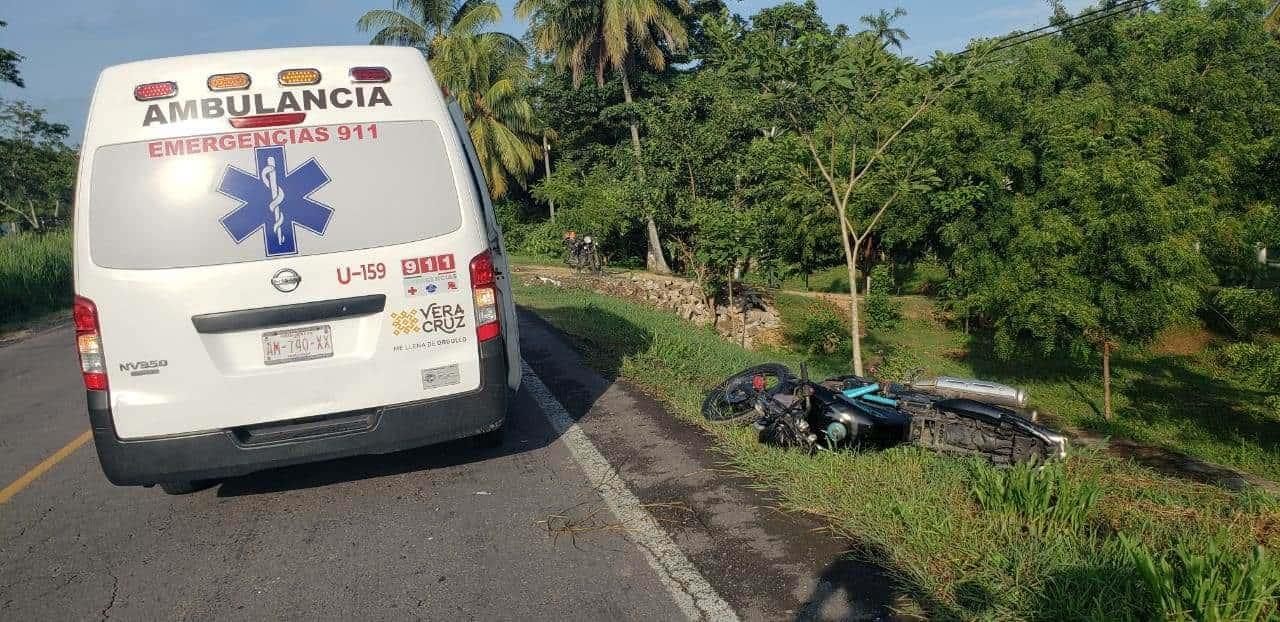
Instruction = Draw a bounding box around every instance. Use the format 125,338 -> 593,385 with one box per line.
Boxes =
449,0 -> 501,36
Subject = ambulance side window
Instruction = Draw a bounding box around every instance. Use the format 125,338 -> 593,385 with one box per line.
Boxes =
446,101 -> 503,254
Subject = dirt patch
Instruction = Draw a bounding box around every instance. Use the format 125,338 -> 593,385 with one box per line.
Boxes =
1152,325 -> 1215,356
1072,429 -> 1280,495
0,312 -> 69,347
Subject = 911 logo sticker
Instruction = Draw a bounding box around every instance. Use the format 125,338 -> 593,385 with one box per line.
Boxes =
219,145 -> 333,257
401,253 -> 459,297
390,303 -> 468,336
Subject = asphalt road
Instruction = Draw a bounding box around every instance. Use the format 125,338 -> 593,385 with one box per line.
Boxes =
0,311 -> 900,621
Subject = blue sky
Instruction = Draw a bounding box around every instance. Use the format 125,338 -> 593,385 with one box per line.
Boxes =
0,0 -> 1092,140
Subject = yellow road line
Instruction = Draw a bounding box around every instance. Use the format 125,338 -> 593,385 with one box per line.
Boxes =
0,429 -> 92,504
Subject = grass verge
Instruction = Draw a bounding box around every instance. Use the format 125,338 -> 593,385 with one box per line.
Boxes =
1,229 -> 72,328
514,274 -> 1279,620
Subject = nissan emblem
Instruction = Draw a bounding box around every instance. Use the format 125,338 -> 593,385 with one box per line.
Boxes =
271,268 -> 301,293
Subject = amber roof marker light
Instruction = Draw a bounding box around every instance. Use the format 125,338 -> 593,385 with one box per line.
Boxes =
208,72 -> 251,91
278,68 -> 321,86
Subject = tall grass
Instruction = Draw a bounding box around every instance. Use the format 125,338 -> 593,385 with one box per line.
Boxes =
513,275 -> 1280,620
0,229 -> 72,326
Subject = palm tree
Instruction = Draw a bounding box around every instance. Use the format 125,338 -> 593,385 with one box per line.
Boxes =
859,7 -> 909,51
358,1 -> 540,198
516,0 -> 692,274
453,35 -> 541,199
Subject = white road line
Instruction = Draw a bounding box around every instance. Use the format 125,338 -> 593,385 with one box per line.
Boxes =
521,362 -> 739,622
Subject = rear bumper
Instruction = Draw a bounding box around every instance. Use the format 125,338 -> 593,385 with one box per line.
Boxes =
88,338 -> 510,486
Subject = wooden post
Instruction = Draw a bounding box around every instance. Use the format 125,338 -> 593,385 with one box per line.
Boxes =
543,131 -> 555,221
1102,339 -> 1113,421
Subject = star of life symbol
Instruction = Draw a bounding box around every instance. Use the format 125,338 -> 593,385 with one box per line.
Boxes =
219,145 -> 333,257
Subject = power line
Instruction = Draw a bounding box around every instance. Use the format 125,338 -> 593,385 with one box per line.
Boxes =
984,0 -> 1151,50
936,0 -> 1160,64
985,0 -> 1160,56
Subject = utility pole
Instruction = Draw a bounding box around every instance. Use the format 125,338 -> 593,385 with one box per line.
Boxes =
542,130 -> 555,222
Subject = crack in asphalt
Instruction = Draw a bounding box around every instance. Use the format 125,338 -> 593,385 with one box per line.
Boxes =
99,573 -> 119,620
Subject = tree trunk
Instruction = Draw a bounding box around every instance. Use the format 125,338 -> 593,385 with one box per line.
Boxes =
543,131 -> 554,221
620,70 -> 671,275
837,213 -> 864,376
727,275 -> 734,338
1102,339 -> 1113,421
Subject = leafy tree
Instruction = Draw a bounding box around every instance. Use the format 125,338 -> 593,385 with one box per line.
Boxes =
0,100 -> 76,229
0,20 -> 21,88
709,3 -> 984,374
517,0 -> 693,274
358,0 -> 539,197
934,3 -> 1258,419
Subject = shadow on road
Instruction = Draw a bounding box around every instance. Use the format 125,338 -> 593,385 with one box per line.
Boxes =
213,381 -> 565,497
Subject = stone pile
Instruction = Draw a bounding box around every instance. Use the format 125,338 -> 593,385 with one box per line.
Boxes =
579,272 -> 783,349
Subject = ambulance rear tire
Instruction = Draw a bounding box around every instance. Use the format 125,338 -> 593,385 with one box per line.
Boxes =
160,481 -> 200,495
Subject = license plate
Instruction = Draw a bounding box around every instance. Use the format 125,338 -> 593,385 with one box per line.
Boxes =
262,325 -> 333,365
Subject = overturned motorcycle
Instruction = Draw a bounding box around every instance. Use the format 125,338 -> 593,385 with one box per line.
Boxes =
702,364 -> 1067,465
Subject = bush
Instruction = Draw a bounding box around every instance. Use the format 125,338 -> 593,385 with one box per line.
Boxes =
1124,533 -> 1280,621
868,342 -> 924,381
1216,342 -> 1280,391
0,229 -> 72,326
1212,288 -> 1280,339
970,459 -> 1100,535
865,265 -> 903,331
785,302 -> 849,356
513,219 -> 568,258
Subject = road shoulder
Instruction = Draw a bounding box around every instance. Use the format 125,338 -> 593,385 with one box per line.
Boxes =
518,309 -> 908,621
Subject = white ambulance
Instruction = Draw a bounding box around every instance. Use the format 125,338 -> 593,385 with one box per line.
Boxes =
73,47 -> 520,493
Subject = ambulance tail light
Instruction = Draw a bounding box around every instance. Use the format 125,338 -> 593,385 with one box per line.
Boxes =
278,68 -> 321,86
134,81 -> 177,101
350,66 -> 391,83
228,113 -> 307,129
470,251 -> 501,342
74,296 -> 108,391
207,72 -> 251,91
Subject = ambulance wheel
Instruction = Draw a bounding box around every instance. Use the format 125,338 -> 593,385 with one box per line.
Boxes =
159,481 -> 200,495
474,427 -> 505,449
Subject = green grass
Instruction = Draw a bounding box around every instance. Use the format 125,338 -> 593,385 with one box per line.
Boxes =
513,274 -> 1280,620
1,229 -> 72,327
765,261 -> 949,295
772,293 -> 1280,483
773,264 -> 854,293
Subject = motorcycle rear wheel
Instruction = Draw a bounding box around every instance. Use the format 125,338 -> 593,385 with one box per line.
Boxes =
701,364 -> 794,424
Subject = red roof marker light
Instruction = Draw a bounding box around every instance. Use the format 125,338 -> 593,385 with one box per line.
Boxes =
134,81 -> 177,101
350,66 -> 391,83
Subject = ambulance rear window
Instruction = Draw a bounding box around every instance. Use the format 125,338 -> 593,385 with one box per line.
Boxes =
88,121 -> 461,269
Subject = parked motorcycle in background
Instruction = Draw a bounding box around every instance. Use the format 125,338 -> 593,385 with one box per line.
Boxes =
562,231 -> 603,274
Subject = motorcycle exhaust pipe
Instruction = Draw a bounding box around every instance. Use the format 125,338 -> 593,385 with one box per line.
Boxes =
908,376 -> 1028,409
